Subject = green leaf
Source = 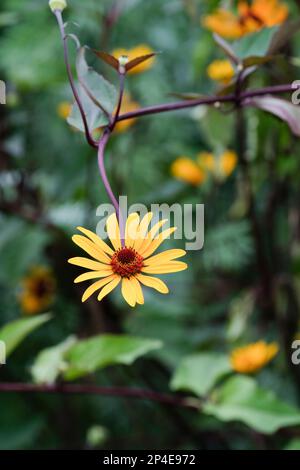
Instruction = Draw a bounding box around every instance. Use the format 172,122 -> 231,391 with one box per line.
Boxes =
203,375 -> 300,434
76,46 -> 117,115
232,27 -> 278,61
245,97 -> 300,137
67,89 -> 109,133
64,335 -> 162,380
0,314 -> 52,358
31,336 -> 77,385
170,353 -> 231,397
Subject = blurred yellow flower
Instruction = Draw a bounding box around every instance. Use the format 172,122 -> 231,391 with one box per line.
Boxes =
114,92 -> 139,133
207,59 -> 235,85
202,9 -> 243,39
203,0 -> 288,39
19,267 -> 56,315
219,150 -> 238,177
112,44 -> 155,74
230,341 -> 279,374
197,150 -> 238,179
171,157 -> 206,186
57,101 -> 72,120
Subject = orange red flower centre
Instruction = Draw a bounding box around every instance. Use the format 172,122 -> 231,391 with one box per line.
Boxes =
111,247 -> 144,277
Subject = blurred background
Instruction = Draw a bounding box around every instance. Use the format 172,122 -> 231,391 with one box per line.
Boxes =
1,0 -> 300,450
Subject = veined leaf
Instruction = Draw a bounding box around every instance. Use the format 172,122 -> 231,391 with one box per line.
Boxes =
64,335 -> 162,380
0,314 -> 52,358
204,375 -> 300,434
232,27 -> 278,61
31,336 -> 77,385
171,353 -> 232,397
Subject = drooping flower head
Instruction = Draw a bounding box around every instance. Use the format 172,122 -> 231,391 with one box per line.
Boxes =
19,266 -> 56,315
170,157 -> 206,186
68,212 -> 187,307
207,59 -> 235,85
230,340 -> 279,374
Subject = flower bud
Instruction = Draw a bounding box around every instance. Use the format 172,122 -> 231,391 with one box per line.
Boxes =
118,55 -> 129,67
49,0 -> 67,12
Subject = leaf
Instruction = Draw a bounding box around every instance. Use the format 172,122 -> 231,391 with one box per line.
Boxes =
242,55 -> 275,68
199,106 -> 235,150
126,53 -> 157,72
92,50 -> 119,70
76,47 -> 117,115
170,353 -> 232,397
0,314 -> 52,358
245,96 -> 300,137
64,335 -> 162,380
31,336 -> 77,385
67,89 -> 109,133
232,27 -> 278,61
203,375 -> 300,434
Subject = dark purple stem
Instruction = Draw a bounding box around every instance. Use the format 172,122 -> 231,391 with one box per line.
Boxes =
97,131 -> 125,244
110,71 -> 125,130
117,83 -> 300,123
0,382 -> 198,409
54,10 -> 98,149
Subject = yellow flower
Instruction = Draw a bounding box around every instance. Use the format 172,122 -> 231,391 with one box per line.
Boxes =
114,92 -> 139,133
57,101 -> 72,120
202,9 -> 243,39
207,59 -> 235,85
68,212 -> 187,307
171,157 -> 206,186
230,341 -> 279,374
219,150 -> 238,177
203,0 -> 288,39
198,150 -> 238,179
19,267 -> 56,315
111,44 -> 155,74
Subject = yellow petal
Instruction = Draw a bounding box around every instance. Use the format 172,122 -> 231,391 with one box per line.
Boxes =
68,257 -> 111,271
139,219 -> 168,255
144,249 -> 186,266
131,277 -> 144,305
125,212 -> 140,247
133,212 -> 153,251
121,277 -> 137,307
142,261 -> 188,274
136,274 -> 169,294
72,235 -> 111,264
82,275 -> 116,302
141,227 -> 177,259
97,276 -> 121,301
74,270 -> 113,283
76,226 -> 114,255
106,213 -> 121,251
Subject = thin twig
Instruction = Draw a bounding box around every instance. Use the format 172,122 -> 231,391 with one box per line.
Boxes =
117,83 -> 299,122
54,10 -> 98,149
0,382 -> 199,410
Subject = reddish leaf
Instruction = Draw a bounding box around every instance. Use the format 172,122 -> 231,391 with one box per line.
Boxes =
92,50 -> 119,71
125,53 -> 157,72
245,96 -> 300,136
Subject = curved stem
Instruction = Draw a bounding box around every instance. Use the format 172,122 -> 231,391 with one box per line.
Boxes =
97,131 -> 125,244
117,83 -> 300,123
0,382 -> 199,410
110,72 -> 125,130
54,10 -> 97,149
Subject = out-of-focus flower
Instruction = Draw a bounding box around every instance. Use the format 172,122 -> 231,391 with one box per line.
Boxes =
68,213 -> 187,307
19,267 -> 56,315
202,9 -> 243,39
198,150 -> 238,179
57,101 -> 72,120
114,92 -> 139,133
203,0 -> 288,39
230,340 -> 279,374
207,59 -> 235,85
171,157 -> 206,186
111,45 -> 155,74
